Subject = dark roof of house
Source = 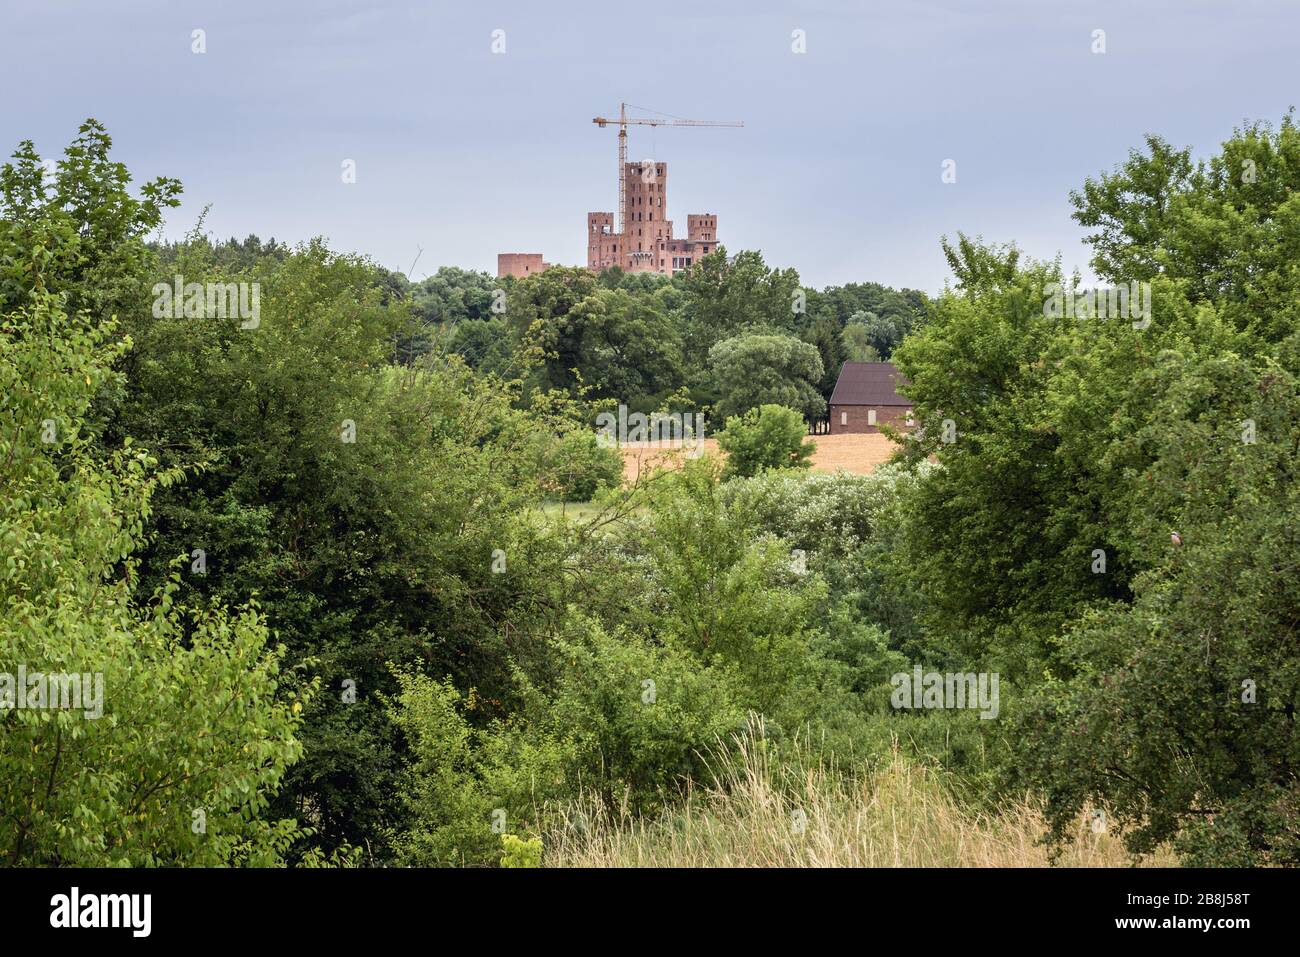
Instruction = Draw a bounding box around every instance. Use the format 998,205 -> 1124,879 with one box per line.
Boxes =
829,362 -> 911,406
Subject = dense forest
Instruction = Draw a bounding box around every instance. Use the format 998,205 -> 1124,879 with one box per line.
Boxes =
3,115 -> 1299,868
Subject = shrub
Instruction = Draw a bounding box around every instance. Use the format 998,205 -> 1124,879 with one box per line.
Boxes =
0,293 -> 307,866
500,833 -> 543,868
386,671 -> 571,867
544,429 -> 623,501
715,404 -> 813,478
542,617 -> 748,812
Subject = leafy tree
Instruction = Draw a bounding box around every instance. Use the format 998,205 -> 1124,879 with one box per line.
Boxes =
1018,358 -> 1300,865
715,404 -> 814,478
104,235 -> 577,860
0,287 -> 307,866
507,272 -> 686,408
708,333 -> 825,422
808,280 -> 927,335
446,316 -> 515,376
848,309 -> 911,359
805,314 -> 848,403
409,266 -> 499,327
896,117 -> 1300,862
541,428 -> 623,502
840,316 -> 882,363
1072,113 -> 1300,347
0,119 -> 181,329
680,249 -> 803,356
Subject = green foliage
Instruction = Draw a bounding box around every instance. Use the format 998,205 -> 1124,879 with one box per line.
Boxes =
893,115 -> 1300,862
500,833 -> 542,868
0,289 -> 307,866
22,111 -> 1300,871
386,670 -> 570,867
708,334 -> 825,422
680,249 -> 803,353
1016,359 -> 1300,865
505,269 -> 686,410
839,319 -> 881,363
540,428 -> 623,502
0,119 -> 181,326
716,404 -> 814,478
847,309 -> 911,360
386,673 -> 500,867
540,618 -> 748,812
104,234 -> 573,860
626,460 -> 826,713
1071,113 -> 1300,346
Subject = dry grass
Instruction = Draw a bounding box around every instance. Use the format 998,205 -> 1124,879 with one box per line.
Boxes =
805,432 -> 899,474
619,433 -> 899,482
545,727 -> 1175,868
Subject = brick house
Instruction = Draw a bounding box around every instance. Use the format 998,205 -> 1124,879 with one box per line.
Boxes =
828,362 -> 913,434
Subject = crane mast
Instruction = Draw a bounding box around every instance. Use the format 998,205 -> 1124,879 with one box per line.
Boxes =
592,103 -> 742,236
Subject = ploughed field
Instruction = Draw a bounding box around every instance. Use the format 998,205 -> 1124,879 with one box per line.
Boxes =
619,433 -> 899,482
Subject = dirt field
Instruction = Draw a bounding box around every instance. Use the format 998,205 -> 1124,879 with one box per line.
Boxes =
620,433 -> 899,482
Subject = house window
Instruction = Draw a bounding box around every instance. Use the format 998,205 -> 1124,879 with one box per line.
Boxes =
868,410 -> 877,426
840,411 -> 847,426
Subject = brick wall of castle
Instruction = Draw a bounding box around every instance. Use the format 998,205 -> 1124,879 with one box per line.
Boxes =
588,162 -> 718,277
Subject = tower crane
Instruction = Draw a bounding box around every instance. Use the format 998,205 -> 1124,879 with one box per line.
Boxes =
592,103 -> 742,236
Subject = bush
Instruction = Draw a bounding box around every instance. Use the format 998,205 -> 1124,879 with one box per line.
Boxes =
0,293 -> 308,866
544,429 -> 623,501
715,404 -> 813,478
718,465 -> 920,560
386,671 -> 571,867
542,618 -> 748,812
500,833 -> 542,868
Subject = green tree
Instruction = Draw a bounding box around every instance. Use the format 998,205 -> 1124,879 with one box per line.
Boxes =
1071,114 -> 1300,347
716,404 -> 814,478
680,249 -> 803,357
0,119 -> 181,327
104,234 -> 576,860
840,316 -> 882,363
708,333 -> 825,422
0,289 -> 307,866
1019,358 -> 1300,865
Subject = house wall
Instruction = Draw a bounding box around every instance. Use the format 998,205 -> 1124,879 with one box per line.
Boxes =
829,403 -> 913,435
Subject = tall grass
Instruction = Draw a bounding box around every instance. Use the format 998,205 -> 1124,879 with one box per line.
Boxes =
545,720 -> 1174,868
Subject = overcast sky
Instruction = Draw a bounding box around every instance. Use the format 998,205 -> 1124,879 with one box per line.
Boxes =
2,0 -> 1295,292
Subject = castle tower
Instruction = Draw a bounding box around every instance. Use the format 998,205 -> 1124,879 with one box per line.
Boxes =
687,214 -> 717,244
624,160 -> 667,272
582,159 -> 721,277
587,211 -> 617,271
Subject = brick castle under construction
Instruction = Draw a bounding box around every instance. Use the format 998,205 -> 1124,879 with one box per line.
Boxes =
499,104 -> 740,280
498,161 -> 721,280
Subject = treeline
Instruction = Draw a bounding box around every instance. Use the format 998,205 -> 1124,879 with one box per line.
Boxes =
398,255 -> 925,424
2,115 -> 1299,868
